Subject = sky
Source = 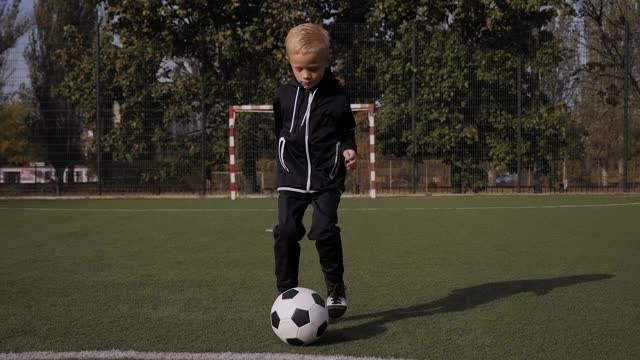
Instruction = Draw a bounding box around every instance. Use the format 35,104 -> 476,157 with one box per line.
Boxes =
19,0 -> 33,14
3,0 -> 35,96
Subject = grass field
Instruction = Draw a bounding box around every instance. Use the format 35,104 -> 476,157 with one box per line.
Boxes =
1,195 -> 640,360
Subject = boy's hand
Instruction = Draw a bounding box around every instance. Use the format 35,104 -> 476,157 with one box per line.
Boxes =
343,149 -> 357,171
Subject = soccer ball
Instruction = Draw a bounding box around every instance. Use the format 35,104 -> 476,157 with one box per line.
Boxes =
270,287 -> 329,345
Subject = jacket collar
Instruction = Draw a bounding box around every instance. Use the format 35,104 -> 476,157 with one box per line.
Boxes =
287,68 -> 340,90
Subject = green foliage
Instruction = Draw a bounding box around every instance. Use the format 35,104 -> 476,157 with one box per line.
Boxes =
518,103 -> 571,174
0,101 -> 40,165
28,0 -> 587,192
25,0 -> 98,192
366,0 -> 572,191
76,0 -> 328,186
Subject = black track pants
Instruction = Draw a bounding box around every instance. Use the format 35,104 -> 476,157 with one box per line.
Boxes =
273,189 -> 344,292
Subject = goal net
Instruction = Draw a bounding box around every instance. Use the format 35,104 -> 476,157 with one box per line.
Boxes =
227,104 -> 376,199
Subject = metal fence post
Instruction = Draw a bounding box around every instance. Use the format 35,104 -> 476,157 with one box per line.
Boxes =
517,57 -> 522,193
623,21 -> 630,192
95,13 -> 102,195
411,20 -> 417,193
200,29 -> 207,196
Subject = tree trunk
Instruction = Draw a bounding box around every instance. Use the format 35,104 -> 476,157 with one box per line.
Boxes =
533,164 -> 543,193
55,166 -> 64,196
600,165 -> 608,187
549,161 -> 555,192
67,164 -> 75,185
585,156 -> 592,187
487,168 -> 496,188
451,164 -> 463,193
562,160 -> 568,191
618,159 -> 624,190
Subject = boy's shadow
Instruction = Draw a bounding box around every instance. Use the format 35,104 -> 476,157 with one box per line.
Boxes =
319,273 -> 614,345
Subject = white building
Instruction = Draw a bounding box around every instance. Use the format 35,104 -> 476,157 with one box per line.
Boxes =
0,162 -> 96,184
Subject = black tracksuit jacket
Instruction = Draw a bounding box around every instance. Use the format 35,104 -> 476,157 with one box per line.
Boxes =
273,69 -> 357,193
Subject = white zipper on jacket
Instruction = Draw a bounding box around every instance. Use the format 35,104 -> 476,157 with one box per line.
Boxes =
289,87 -> 300,133
329,141 -> 341,179
303,88 -> 318,192
300,89 -> 316,128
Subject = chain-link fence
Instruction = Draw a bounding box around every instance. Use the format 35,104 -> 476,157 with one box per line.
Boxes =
1,14 -> 639,196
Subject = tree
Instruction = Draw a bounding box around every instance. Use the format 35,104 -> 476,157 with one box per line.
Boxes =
0,101 -> 40,165
0,0 -> 30,100
577,0 -> 640,187
94,0 -> 327,193
366,0 -> 573,192
579,0 -> 640,97
25,0 -> 98,194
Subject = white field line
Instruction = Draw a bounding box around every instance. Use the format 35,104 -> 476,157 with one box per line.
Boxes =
0,351 -> 411,360
1,202 -> 640,213
0,207 -> 277,212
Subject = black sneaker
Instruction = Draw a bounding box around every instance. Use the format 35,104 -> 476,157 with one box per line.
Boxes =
326,284 -> 347,319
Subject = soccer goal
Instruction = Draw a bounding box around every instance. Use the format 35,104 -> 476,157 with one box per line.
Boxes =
227,104 -> 376,200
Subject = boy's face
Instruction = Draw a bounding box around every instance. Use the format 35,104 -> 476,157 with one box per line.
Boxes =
288,51 -> 328,90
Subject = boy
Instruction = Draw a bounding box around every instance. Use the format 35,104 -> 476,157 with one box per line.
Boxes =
272,23 -> 357,319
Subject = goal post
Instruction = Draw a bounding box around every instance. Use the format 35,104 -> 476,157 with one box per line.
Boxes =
228,104 -> 376,200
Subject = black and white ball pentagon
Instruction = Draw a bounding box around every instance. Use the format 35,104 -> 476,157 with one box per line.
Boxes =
270,287 -> 329,345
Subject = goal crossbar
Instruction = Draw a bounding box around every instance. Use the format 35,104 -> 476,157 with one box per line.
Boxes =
228,104 -> 376,199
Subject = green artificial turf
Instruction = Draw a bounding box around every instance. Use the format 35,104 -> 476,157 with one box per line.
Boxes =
1,195 -> 639,359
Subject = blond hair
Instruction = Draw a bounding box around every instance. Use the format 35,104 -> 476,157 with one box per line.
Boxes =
285,23 -> 330,58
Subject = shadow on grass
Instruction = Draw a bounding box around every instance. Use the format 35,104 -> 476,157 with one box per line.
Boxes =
319,273 -> 614,345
